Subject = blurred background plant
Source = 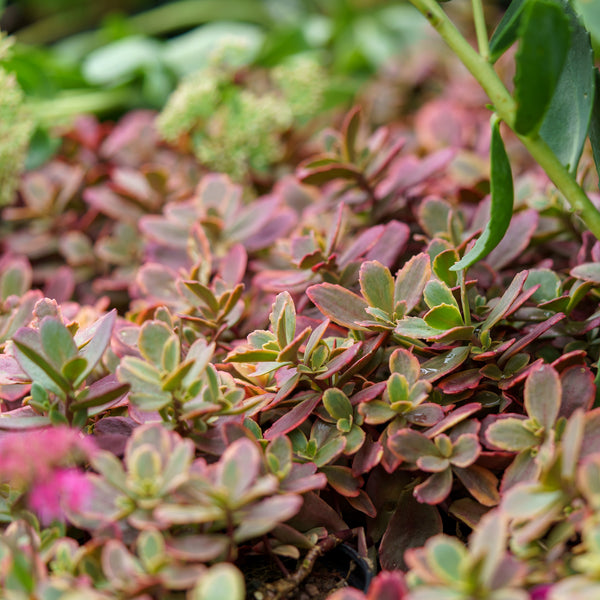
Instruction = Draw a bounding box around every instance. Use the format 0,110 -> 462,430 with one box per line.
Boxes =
0,0 -> 437,176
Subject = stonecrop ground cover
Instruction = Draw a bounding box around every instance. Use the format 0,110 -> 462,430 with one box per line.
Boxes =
3,0 -> 600,598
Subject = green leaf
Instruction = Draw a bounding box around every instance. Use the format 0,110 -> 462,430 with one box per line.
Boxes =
138,321 -> 173,370
161,335 -> 180,373
62,357 -> 88,384
489,0 -> 527,63
423,280 -> 459,310
451,115 -> 513,271
13,328 -> 70,396
118,356 -> 163,390
161,360 -> 194,392
155,503 -> 224,525
137,529 -> 166,574
390,348 -> 422,383
129,445 -> 162,482
360,260 -> 395,316
389,429 -> 438,463
394,317 -> 444,340
129,390 -> 172,411
40,317 -> 77,370
323,388 -> 353,421
83,36 -> 164,85
523,268 -> 561,303
423,304 -> 464,330
307,283 -> 369,331
419,346 -> 470,382
524,364 -> 560,429
426,536 -> 466,584
513,0 -> 571,135
503,483 -> 563,519
72,380 -> 130,410
432,249 -> 459,287
574,0 -> 600,46
394,253 -> 431,313
539,0 -> 595,173
486,418 -> 539,451
190,564 -> 245,600
342,106 -> 361,162
75,310 -> 116,387
234,494 -> 303,542
387,372 -> 409,405
589,69 -> 600,187
270,292 -> 297,349
183,280 -> 220,314
479,270 -> 528,333
0,415 -> 52,429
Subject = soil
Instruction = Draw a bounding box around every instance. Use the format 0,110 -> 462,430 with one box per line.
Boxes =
242,545 -> 372,600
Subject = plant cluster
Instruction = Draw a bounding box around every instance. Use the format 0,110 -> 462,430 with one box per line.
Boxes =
3,1 -> 600,599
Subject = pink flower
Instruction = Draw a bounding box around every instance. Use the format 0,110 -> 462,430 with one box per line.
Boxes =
0,426 -> 95,485
529,585 -> 552,600
27,468 -> 92,525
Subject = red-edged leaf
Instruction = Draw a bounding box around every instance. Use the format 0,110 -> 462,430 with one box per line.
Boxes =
315,342 -> 362,381
438,369 -> 483,394
264,393 -> 321,440
320,465 -> 362,497
379,492 -> 442,570
414,470 -> 453,504
425,403 -> 482,438
420,346 -> 470,382
559,365 -> 595,418
453,465 -> 500,506
524,364 -> 560,429
307,283 -> 369,331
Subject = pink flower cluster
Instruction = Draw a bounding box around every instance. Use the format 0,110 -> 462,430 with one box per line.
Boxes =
0,426 -> 95,524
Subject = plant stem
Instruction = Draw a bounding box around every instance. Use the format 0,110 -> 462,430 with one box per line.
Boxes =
408,0 -> 600,241
471,0 -> 489,60
458,270 -> 471,327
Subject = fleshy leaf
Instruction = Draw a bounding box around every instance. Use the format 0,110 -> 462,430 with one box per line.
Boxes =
524,364 -> 561,429
389,429 -> 438,463
424,304 -> 463,330
394,253 -> 431,313
360,260 -> 394,316
190,564 -> 245,600
486,417 -> 538,452
307,283 -> 369,331
323,388 -> 353,421
414,469 -> 453,504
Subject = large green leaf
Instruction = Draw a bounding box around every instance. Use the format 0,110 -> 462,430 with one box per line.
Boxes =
589,69 -> 600,186
513,0 -> 572,135
489,0 -> 527,63
539,0 -> 595,173
451,115 -> 513,271
574,0 -> 600,45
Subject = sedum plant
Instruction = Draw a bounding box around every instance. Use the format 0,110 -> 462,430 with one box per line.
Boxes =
8,4 -> 600,597
1,301 -> 127,429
